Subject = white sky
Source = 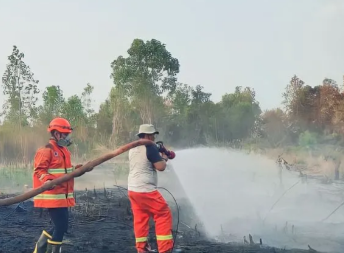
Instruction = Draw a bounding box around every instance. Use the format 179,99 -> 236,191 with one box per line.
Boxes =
0,0 -> 343,112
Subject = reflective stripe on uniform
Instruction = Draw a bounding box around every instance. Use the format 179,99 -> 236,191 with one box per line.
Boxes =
156,235 -> 173,241
135,237 -> 148,243
47,239 -> 63,245
47,167 -> 74,174
43,230 -> 52,239
34,193 -> 74,200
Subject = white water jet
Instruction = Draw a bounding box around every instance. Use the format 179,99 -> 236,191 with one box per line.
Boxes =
168,147 -> 344,253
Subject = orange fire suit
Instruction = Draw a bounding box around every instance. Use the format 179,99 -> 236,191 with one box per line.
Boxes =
129,190 -> 173,253
33,139 -> 75,208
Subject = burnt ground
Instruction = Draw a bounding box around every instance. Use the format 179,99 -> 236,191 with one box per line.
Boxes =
0,188 -> 312,253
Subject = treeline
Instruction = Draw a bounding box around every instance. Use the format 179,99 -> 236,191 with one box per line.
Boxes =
0,40 -> 343,164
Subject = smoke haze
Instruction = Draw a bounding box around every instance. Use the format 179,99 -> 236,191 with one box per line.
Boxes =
169,147 -> 344,252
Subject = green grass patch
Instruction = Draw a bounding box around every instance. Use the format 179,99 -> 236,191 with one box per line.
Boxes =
0,167 -> 32,193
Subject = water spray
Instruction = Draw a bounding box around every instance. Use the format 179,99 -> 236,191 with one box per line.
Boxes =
263,180 -> 300,223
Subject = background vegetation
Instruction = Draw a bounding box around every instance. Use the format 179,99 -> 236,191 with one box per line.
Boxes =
1,39 -> 344,181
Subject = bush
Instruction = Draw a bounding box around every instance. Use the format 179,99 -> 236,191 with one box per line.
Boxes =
298,131 -> 318,148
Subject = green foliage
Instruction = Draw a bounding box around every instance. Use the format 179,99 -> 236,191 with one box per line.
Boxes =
97,99 -> 113,136
38,85 -> 65,125
110,39 -> 179,125
1,39 -> 344,165
1,45 -> 40,125
81,83 -> 95,120
0,167 -> 32,191
298,130 -> 318,148
60,95 -> 86,126
112,39 -> 179,95
217,86 -> 261,142
261,108 -> 296,147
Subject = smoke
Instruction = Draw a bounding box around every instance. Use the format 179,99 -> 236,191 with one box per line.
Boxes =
168,147 -> 344,252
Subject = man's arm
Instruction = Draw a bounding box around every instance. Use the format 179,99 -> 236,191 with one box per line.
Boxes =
33,148 -> 56,183
146,144 -> 167,171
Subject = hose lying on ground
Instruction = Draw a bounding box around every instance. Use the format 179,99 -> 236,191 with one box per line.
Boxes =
263,180 -> 300,223
0,139 -> 154,207
321,201 -> 344,222
157,186 -> 180,252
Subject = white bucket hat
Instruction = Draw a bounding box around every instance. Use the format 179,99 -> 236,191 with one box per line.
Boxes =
137,124 -> 159,136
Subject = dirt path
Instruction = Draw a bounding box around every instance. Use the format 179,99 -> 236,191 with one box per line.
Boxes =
0,189 -> 311,253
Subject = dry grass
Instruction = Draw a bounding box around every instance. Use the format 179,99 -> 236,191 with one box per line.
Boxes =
92,144 -> 129,162
0,123 -> 114,165
262,147 -> 344,179
0,124 -> 48,164
2,121 -> 343,185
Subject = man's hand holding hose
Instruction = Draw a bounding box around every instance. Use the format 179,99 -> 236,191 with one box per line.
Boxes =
161,152 -> 169,162
43,163 -> 94,190
43,180 -> 55,190
156,141 -> 176,161
74,162 -> 94,177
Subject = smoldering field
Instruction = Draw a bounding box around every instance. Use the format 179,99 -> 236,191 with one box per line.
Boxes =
2,147 -> 344,252
168,147 -> 344,252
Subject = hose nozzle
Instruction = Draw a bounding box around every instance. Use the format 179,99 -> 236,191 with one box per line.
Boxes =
156,141 -> 176,159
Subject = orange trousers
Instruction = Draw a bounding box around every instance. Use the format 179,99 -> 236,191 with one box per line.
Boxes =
128,190 -> 174,253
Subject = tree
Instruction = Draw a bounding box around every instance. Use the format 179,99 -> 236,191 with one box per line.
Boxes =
97,99 -> 113,136
318,80 -> 342,133
218,86 -> 261,141
38,85 -> 65,124
163,83 -> 192,144
5,37 -> 344,165
110,38 -> 180,124
283,76 -> 344,134
283,75 -> 304,116
168,83 -> 192,115
1,45 -> 40,125
282,75 -> 317,133
165,84 -> 216,145
81,83 -> 94,117
108,86 -> 137,143
186,85 -> 214,144
261,108 -> 294,147
81,83 -> 96,126
60,95 -> 86,127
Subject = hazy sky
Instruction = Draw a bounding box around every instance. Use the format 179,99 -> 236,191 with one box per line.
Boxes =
0,0 -> 343,112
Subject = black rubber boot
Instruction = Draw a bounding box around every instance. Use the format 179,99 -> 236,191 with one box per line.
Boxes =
46,240 -> 62,253
33,230 -> 52,253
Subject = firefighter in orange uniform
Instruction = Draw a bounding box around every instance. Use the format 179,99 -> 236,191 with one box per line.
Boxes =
32,117 -> 93,253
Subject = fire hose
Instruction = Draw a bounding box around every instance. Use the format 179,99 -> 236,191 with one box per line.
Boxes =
0,139 -> 154,206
